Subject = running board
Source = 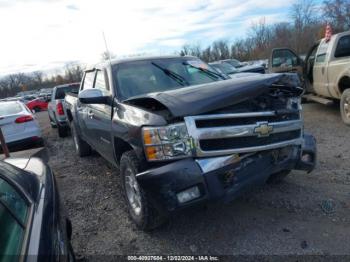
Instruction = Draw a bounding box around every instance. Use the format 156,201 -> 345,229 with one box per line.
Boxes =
303,94 -> 334,105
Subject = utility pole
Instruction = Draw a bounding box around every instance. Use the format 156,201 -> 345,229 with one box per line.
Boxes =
0,127 -> 10,158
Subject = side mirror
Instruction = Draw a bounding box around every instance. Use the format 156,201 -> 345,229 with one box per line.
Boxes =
78,89 -> 110,104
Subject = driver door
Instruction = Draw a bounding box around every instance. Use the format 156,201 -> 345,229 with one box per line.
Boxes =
78,70 -> 96,146
269,48 -> 304,76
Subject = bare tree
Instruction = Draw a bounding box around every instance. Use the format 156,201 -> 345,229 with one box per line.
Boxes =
291,0 -> 319,53
64,63 -> 84,83
323,0 -> 350,32
32,71 -> 44,85
249,18 -> 272,58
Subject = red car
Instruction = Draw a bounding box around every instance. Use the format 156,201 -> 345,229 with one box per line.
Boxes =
26,98 -> 48,112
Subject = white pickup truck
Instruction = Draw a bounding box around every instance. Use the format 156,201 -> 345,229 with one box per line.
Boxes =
269,31 -> 350,125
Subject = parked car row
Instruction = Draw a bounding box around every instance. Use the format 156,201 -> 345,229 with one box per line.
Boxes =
209,59 -> 265,77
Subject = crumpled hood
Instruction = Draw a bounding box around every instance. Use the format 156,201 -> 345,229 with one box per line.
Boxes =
124,73 -> 302,118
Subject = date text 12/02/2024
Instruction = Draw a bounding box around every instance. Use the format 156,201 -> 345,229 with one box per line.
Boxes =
127,256 -> 220,261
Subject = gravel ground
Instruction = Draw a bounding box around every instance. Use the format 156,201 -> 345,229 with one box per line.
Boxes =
35,102 -> 350,258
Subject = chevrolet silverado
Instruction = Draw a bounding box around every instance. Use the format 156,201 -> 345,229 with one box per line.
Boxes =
65,56 -> 316,230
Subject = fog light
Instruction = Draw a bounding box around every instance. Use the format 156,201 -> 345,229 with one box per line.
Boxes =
176,186 -> 200,204
302,153 -> 312,163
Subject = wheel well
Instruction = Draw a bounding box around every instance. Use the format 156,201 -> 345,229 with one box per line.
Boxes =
114,137 -> 133,163
66,109 -> 73,122
339,76 -> 350,94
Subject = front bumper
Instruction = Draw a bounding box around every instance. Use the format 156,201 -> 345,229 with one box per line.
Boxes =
136,134 -> 316,213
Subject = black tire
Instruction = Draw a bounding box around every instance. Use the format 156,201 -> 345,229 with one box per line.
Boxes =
340,89 -> 350,126
267,170 -> 291,184
33,106 -> 41,112
120,150 -> 166,230
71,123 -> 91,157
58,125 -> 68,138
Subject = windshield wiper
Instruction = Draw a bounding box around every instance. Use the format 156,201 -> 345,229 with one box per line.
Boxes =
183,62 -> 226,80
151,62 -> 189,86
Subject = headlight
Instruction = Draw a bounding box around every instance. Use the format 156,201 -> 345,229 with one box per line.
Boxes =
142,123 -> 192,161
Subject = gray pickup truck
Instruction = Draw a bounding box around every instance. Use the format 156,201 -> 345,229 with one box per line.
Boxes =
48,83 -> 80,137
65,56 -> 316,230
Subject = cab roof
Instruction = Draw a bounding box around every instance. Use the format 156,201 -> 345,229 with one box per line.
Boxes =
85,55 -> 198,71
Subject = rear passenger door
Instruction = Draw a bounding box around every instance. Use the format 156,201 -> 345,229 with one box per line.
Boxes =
88,69 -> 114,162
328,34 -> 350,98
313,40 -> 331,97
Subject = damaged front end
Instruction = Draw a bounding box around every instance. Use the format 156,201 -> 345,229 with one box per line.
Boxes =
134,73 -> 316,212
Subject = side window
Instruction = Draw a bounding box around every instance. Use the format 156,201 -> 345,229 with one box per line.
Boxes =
0,177 -> 28,257
81,71 -> 96,90
272,50 -> 298,67
315,41 -> 329,63
94,70 -> 109,92
335,35 -> 350,58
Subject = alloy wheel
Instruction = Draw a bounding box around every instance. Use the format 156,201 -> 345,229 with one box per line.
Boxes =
124,168 -> 142,216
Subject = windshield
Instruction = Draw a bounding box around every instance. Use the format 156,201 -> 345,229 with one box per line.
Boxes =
114,58 -> 223,100
211,63 -> 238,75
0,102 -> 23,116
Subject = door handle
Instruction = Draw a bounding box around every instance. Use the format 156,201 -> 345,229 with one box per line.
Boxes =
87,111 -> 94,119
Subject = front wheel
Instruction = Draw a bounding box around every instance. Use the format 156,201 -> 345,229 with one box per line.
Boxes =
71,123 -> 91,157
120,150 -> 166,230
340,89 -> 350,126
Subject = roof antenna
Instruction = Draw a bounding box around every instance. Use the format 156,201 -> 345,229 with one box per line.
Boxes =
102,31 -> 113,66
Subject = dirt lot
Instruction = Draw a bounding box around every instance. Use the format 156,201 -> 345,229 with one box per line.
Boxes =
35,102 -> 350,258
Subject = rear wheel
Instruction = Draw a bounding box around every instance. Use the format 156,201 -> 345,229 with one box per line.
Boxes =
120,150 -> 166,230
267,170 -> 291,184
71,123 -> 91,157
340,89 -> 350,126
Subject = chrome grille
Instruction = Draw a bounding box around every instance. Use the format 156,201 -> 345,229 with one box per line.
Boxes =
184,111 -> 303,157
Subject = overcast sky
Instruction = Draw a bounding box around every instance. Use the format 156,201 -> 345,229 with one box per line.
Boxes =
0,0 -> 299,75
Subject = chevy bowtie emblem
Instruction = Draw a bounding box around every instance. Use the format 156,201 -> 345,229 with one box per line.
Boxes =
254,122 -> 273,137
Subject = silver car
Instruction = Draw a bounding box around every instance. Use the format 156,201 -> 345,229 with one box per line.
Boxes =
0,101 -> 42,149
